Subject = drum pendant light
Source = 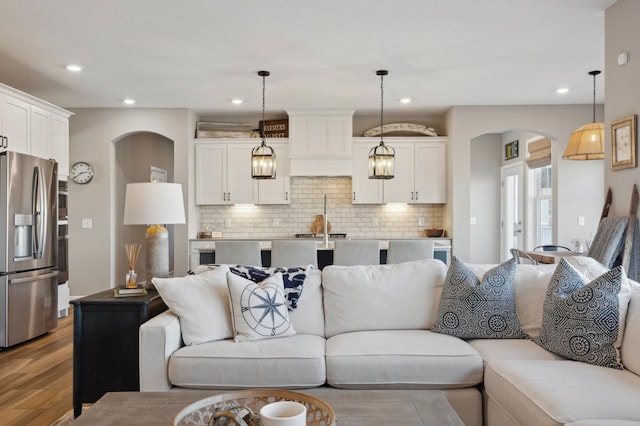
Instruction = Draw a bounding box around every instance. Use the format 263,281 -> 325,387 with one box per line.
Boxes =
369,70 -> 395,179
562,70 -> 605,160
252,70 -> 277,179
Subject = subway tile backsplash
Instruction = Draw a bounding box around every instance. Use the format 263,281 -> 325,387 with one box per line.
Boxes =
198,177 -> 444,239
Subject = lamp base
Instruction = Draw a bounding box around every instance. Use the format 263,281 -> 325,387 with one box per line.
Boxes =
146,224 -> 169,286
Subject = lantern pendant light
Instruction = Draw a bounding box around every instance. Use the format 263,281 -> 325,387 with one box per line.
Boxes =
369,70 -> 395,179
562,70 -> 605,160
251,70 -> 277,179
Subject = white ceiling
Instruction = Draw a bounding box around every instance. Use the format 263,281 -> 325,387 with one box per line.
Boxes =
0,0 -> 617,115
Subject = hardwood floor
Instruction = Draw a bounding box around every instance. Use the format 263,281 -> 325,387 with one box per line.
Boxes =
0,308 -> 73,425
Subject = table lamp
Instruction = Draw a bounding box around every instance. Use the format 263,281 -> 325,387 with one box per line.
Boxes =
123,182 -> 186,284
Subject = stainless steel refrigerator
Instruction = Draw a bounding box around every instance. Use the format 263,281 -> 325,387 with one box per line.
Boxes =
1,151 -> 58,348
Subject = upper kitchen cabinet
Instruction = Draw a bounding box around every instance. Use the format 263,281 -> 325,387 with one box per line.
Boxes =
0,93 -> 30,154
352,137 -> 447,204
195,140 -> 258,205
288,110 -> 353,176
0,83 -> 72,175
352,141 -> 383,204
256,141 -> 290,204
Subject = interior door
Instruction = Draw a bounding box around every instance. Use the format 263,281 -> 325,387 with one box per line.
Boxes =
501,162 -> 525,261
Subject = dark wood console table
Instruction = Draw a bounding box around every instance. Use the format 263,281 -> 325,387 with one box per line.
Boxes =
71,289 -> 167,417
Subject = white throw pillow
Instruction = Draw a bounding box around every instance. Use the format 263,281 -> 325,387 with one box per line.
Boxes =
227,272 -> 296,342
152,265 -> 232,345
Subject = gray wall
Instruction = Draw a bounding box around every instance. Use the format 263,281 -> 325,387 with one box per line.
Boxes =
446,105 -> 605,262
605,0 -> 640,216
470,133 -> 502,263
68,108 -> 190,297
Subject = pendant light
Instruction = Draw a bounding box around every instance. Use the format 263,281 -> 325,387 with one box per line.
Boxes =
562,70 -> 605,160
369,70 -> 395,179
251,70 -> 276,179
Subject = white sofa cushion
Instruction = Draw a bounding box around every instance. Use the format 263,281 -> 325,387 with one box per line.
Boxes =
468,338 -> 565,366
168,334 -> 326,389
325,330 -> 483,389
485,359 -> 640,425
227,272 -> 296,342
322,260 -> 447,338
621,279 -> 640,376
432,257 -> 528,339
152,265 -> 232,345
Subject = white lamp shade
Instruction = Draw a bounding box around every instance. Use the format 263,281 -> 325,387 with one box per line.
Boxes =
123,182 -> 186,225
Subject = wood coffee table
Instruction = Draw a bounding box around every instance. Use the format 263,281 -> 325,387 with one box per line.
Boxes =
71,388 -> 464,425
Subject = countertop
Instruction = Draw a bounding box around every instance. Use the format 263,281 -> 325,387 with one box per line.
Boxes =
189,237 -> 452,251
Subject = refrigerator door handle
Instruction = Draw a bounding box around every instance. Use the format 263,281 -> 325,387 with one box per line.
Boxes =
9,270 -> 59,284
32,166 -> 48,259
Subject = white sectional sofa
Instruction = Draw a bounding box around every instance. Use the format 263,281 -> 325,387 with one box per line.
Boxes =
139,258 -> 640,426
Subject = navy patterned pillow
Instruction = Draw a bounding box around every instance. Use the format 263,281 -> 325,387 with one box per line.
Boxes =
534,258 -> 623,369
228,265 -> 314,310
432,257 -> 528,339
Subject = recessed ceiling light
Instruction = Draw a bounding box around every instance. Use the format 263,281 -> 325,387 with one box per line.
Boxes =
123,99 -> 136,105
400,98 -> 412,104
556,87 -> 569,94
66,64 -> 83,72
231,98 -> 243,105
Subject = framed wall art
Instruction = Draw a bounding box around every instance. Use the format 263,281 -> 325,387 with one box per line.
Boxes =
150,166 -> 167,183
611,115 -> 637,171
505,140 -> 519,160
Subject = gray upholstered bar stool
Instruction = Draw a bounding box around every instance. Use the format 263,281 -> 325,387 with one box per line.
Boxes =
214,241 -> 262,266
333,240 -> 380,266
386,239 -> 435,264
270,240 -> 318,268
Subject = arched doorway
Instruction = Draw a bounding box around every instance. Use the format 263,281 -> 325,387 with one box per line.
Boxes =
469,129 -> 556,264
114,132 -> 175,285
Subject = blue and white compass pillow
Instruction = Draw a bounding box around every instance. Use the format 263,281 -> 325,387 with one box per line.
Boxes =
227,272 -> 296,342
432,257 -> 528,339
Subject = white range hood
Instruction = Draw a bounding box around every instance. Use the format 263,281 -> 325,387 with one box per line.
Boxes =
287,110 -> 354,176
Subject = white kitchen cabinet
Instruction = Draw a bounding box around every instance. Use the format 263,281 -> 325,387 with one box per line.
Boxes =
258,141 -> 290,204
351,142 -> 384,204
0,93 -> 30,154
352,137 -> 447,204
195,140 -> 259,205
414,142 -> 446,203
51,114 -> 69,176
30,105 -> 51,160
0,83 -> 71,175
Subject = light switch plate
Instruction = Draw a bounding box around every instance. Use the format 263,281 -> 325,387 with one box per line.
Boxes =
81,218 -> 93,229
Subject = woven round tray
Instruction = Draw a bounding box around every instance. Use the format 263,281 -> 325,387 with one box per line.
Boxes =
174,389 -> 336,426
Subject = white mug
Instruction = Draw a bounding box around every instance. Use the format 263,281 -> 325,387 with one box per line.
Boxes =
259,401 -> 307,426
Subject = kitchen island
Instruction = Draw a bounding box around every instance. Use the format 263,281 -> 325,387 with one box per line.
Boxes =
189,238 -> 451,270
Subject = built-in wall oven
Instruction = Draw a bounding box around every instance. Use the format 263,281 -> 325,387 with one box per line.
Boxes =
57,180 -> 69,317
58,180 -> 68,283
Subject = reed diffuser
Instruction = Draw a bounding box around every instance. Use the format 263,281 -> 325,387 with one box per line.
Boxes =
124,243 -> 142,288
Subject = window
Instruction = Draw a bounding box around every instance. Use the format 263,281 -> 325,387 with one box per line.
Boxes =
530,165 -> 552,246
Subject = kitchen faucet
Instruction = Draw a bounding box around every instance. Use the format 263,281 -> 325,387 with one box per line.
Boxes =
323,194 -> 329,248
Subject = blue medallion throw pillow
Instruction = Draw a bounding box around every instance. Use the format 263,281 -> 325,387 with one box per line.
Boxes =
228,265 -> 314,310
432,257 -> 528,339
534,258 -> 623,369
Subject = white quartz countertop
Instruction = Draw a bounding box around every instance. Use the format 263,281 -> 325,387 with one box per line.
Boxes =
190,238 -> 451,251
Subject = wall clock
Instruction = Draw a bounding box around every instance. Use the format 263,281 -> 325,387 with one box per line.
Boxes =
70,161 -> 95,184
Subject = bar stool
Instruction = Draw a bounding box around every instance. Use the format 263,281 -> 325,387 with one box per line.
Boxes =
333,240 -> 380,266
214,241 -> 262,266
386,239 -> 435,264
270,240 -> 318,268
